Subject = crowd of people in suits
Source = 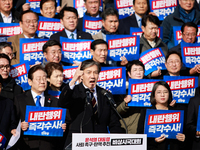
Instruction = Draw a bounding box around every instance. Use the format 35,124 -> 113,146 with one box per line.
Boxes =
1,0 -> 200,150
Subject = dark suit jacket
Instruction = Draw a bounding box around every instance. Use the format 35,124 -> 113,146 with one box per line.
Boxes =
58,83 -> 123,146
14,90 -> 59,150
137,106 -> 185,150
118,13 -> 139,35
169,43 -> 181,53
50,29 -> 93,43
0,97 -> 16,141
0,9 -> 19,23
186,95 -> 200,150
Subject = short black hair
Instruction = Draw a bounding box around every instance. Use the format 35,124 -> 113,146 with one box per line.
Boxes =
165,51 -> 182,63
59,6 -> 78,19
133,0 -> 150,13
101,7 -> 119,21
150,81 -> 173,106
80,59 -> 101,73
0,53 -> 11,65
28,65 -> 46,80
142,14 -> 160,27
127,60 -> 145,73
0,42 -> 13,52
42,40 -> 61,53
181,22 -> 198,34
40,0 -> 57,10
19,10 -> 39,22
91,39 -> 108,51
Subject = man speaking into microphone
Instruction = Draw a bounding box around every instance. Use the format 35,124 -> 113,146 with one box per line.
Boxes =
59,59 -> 123,147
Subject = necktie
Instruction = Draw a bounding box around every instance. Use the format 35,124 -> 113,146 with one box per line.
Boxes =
138,19 -> 141,27
71,33 -> 74,39
90,90 -> 97,115
36,95 -> 41,107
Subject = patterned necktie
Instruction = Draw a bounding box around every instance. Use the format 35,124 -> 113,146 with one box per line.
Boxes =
90,90 -> 97,115
36,95 -> 41,107
71,33 -> 74,39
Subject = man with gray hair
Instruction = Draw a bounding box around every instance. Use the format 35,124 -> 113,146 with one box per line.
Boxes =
59,59 -> 123,147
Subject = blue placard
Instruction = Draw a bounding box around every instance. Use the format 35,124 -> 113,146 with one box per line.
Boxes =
0,23 -> 22,42
139,47 -> 166,76
37,16 -> 64,38
173,26 -> 182,46
10,63 -> 31,91
0,132 -> 6,149
24,106 -> 66,137
106,35 -> 140,61
114,0 -> 134,19
27,0 -> 60,14
73,0 -> 103,18
164,76 -> 198,104
130,27 -> 163,39
196,106 -> 200,131
173,25 -> 200,47
60,37 -> 93,64
181,42 -> 200,68
48,90 -> 61,99
149,0 -> 178,21
144,109 -> 184,139
82,15 -> 102,35
20,38 -> 48,65
127,79 -> 160,107
97,67 -> 126,95
63,66 -> 78,84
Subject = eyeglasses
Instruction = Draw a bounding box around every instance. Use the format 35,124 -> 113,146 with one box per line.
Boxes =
34,77 -> 47,83
23,19 -> 38,24
156,91 -> 169,95
0,65 -> 10,70
167,61 -> 181,66
5,53 -> 14,58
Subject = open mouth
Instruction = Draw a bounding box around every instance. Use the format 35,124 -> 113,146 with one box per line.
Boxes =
90,80 -> 95,84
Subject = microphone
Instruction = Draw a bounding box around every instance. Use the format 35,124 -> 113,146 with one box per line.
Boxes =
101,89 -> 117,107
86,90 -> 91,105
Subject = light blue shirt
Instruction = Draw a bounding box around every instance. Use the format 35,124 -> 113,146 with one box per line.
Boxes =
135,13 -> 142,27
65,29 -> 77,39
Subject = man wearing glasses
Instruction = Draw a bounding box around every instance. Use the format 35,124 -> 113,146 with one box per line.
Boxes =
14,65 -> 66,150
161,0 -> 200,49
7,10 -> 39,65
0,53 -> 23,101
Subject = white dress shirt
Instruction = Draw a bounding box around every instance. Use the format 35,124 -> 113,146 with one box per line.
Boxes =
31,90 -> 45,107
1,12 -> 12,23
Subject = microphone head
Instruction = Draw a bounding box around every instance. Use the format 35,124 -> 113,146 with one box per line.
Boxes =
101,89 -> 107,96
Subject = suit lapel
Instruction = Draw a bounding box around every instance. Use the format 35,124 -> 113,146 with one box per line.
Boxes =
96,86 -> 103,118
44,94 -> 52,107
0,14 -> 3,22
77,30 -> 82,39
25,90 -> 36,106
62,29 -> 68,38
131,14 -> 139,27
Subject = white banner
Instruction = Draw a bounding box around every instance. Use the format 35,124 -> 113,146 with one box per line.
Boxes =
72,133 -> 147,150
